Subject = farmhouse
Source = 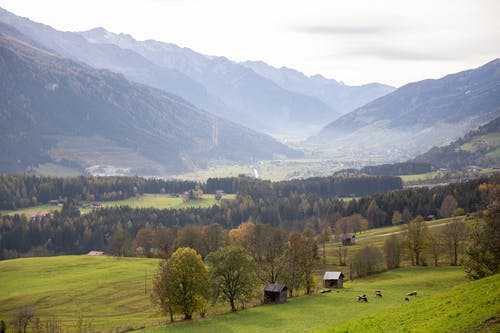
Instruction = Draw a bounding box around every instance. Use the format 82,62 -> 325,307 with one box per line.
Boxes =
323,271 -> 344,288
87,250 -> 104,256
30,212 -> 50,221
88,201 -> 102,209
49,199 -> 63,206
341,234 -> 356,245
263,284 -> 287,304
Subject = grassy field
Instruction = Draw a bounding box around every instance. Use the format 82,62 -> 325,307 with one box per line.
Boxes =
0,193 -> 236,216
460,132 -> 500,153
174,159 -> 347,181
0,203 -> 60,217
319,273 -> 500,333
2,255 -> 492,333
99,193 -> 236,210
141,267 -> 495,333
318,216 -> 474,276
400,171 -> 440,183
34,163 -> 83,177
0,256 -> 163,332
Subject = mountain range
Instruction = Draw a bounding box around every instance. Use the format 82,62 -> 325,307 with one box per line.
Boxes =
0,7 -> 395,138
77,27 -> 337,137
0,6 -> 499,177
314,59 -> 500,160
0,24 -> 299,175
240,60 -> 394,115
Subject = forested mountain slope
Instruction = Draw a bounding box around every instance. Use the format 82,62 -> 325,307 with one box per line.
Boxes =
315,59 -> 500,159
0,27 -> 299,174
414,116 -> 500,169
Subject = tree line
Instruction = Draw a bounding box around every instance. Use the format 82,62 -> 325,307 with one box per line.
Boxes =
0,174 -> 199,210
0,173 -> 403,210
0,174 -> 497,260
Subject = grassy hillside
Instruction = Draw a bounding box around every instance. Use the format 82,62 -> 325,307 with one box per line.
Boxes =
414,116 -> 500,170
1,256 -> 496,333
0,256 -> 163,331
142,267 -> 478,333
319,216 -> 473,276
0,193 -> 236,216
318,273 -> 500,333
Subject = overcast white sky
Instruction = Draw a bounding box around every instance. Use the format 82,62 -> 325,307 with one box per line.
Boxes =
1,0 -> 499,87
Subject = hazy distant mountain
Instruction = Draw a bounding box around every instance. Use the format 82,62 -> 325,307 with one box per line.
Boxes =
241,60 -> 395,114
0,27 -> 300,175
413,116 -> 500,170
314,59 -> 500,159
0,7 -> 235,122
78,27 -> 340,137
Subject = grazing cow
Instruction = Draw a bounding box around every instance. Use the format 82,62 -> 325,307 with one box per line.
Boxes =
405,297 -> 410,301
357,294 -> 368,302
407,291 -> 417,296
375,290 -> 382,298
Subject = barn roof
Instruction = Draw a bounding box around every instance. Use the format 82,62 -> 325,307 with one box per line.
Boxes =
323,271 -> 344,280
264,284 -> 287,292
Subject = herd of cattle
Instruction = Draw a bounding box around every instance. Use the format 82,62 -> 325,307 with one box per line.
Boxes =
356,290 -> 418,302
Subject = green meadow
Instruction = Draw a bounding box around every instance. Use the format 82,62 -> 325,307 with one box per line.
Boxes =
0,256 -> 163,332
99,193 -> 236,210
142,267 -> 497,333
1,255 -> 497,333
0,193 -> 236,216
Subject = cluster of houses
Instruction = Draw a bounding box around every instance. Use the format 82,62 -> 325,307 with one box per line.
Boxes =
49,199 -> 102,209
30,212 -> 51,221
264,271 -> 344,304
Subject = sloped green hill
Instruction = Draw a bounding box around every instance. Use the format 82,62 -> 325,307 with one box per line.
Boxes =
414,116 -> 500,169
0,256 -> 162,331
318,273 -> 499,333
1,255 -> 497,333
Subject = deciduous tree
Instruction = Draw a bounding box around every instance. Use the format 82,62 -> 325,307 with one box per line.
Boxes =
442,218 -> 469,265
366,200 -> 387,228
391,210 -> 403,225
384,234 -> 401,269
10,306 -> 35,333
463,199 -> 500,279
151,247 -> 209,320
439,195 -> 458,218
206,246 -> 257,312
404,216 -> 429,265
353,246 -> 383,277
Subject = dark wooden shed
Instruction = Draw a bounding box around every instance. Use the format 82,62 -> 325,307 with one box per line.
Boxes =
341,234 -> 356,245
323,271 -> 344,288
264,284 -> 287,304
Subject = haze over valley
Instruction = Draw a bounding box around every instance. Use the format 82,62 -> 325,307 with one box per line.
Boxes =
0,2 -> 499,333
1,6 -> 498,178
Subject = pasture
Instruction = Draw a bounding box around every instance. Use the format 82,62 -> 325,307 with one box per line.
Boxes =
98,193 -> 236,210
0,256 -> 163,332
319,216 -> 475,276
2,255 -> 495,333
0,193 -> 235,216
142,267 -> 494,333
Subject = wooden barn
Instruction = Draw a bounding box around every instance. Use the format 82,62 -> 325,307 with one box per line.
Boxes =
341,234 -> 356,245
323,271 -> 344,288
264,284 -> 287,304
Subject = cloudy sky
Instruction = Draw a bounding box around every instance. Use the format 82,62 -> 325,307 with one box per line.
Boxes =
1,0 -> 499,87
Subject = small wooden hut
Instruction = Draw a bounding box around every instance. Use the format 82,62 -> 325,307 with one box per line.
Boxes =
341,234 -> 356,245
323,271 -> 344,288
264,284 -> 287,303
